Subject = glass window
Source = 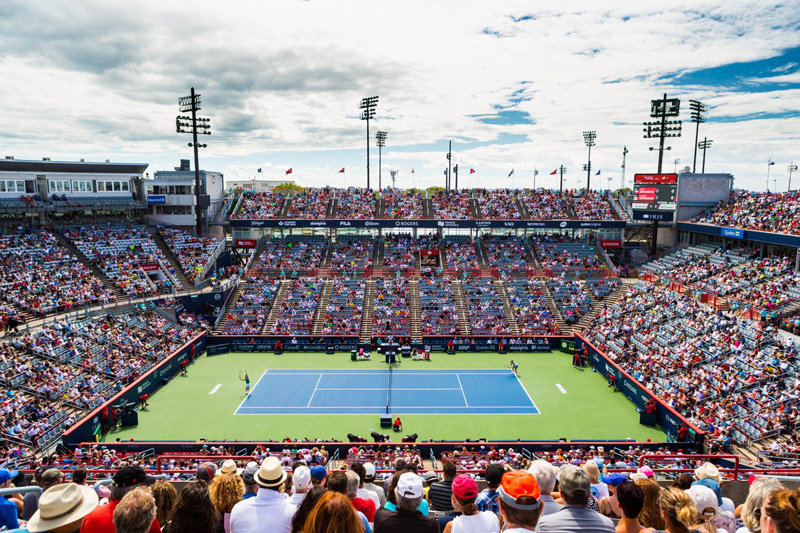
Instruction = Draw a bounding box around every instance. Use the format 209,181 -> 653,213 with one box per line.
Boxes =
122,182 -> 129,191
17,181 -> 25,192
114,182 -> 121,191
98,182 -> 105,192
26,181 -> 34,193
0,181 -> 6,192
8,181 -> 17,192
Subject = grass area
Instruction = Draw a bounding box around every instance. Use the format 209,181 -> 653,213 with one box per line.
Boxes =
109,351 -> 665,442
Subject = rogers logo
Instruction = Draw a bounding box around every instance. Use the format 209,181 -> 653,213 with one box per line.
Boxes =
559,221 -> 568,228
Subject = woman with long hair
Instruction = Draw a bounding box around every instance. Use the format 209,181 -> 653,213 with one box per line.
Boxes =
636,478 -> 665,531
151,480 -> 177,529
658,487 -> 703,533
291,487 -> 326,533
209,474 -> 244,533
302,491 -> 363,533
761,488 -> 800,533
162,481 -> 220,533
737,478 -> 784,533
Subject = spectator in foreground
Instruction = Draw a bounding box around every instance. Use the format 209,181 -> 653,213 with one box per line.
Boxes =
615,481 -> 652,533
635,478 -> 665,531
241,463 -> 259,500
656,487 -> 702,533
737,478 -> 784,533
443,474 -> 500,533
537,467 -> 615,533
230,457 -> 293,533
345,470 -> 376,522
286,466 -> 311,507
0,467 -> 20,530
760,488 -> 800,533
686,484 -> 735,533
429,461 -> 456,512
381,469 -> 430,516
26,483 -> 99,533
81,466 -> 160,533
290,487 -> 326,533
528,460 -> 563,518
210,473 -> 244,533
162,481 -> 219,533
362,463 -> 386,508
23,467 -> 63,521
114,487 -> 157,533
497,470 -> 543,533
476,464 -> 505,515
374,472 -> 438,533
303,492 -> 363,533
151,481 -> 177,532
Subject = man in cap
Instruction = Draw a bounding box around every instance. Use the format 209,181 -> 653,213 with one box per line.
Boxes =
26,482 -> 99,533
351,463 -> 381,508
476,464 -> 505,515
230,457 -> 294,533
362,462 -> 386,508
309,465 -> 327,488
0,468 -> 20,530
428,461 -> 456,512
196,462 -> 217,482
286,466 -> 310,507
374,472 -> 438,533
23,467 -> 63,520
537,467 -> 614,533
80,466 -> 160,533
241,463 -> 259,501
528,460 -> 563,517
497,470 -> 543,532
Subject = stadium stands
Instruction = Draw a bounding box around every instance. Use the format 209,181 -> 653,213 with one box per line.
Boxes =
695,190 -> 800,235
158,226 -> 223,283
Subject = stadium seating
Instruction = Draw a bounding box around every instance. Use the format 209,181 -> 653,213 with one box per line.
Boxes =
159,226 -> 223,283
233,190 -> 285,219
370,277 -> 410,337
336,188 -> 375,219
286,189 -> 331,219
695,190 -> 800,235
419,277 -> 463,335
382,189 -> 423,219
318,278 -> 364,335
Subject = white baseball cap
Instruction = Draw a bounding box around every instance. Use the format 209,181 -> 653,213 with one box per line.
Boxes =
364,463 -> 376,478
396,473 -> 423,499
293,466 -> 311,490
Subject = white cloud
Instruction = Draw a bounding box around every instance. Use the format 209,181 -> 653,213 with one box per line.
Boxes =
0,0 -> 798,191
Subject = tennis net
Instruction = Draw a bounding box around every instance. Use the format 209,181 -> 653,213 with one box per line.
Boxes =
385,363 -> 392,414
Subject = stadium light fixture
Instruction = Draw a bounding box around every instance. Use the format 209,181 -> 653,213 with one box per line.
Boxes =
789,163 -> 798,192
376,131 -> 387,190
674,158 -> 681,174
689,100 -> 708,173
698,138 -> 713,173
643,93 -> 682,173
583,131 -> 596,191
359,96 -> 379,190
176,87 -> 211,236
557,165 -> 567,194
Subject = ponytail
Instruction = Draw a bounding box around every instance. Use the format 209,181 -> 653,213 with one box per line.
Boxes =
765,488 -> 800,533
660,487 -> 702,529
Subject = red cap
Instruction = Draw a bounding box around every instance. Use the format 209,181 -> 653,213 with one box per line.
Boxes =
452,474 -> 478,500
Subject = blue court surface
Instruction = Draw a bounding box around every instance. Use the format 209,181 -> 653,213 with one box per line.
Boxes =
235,369 -> 539,415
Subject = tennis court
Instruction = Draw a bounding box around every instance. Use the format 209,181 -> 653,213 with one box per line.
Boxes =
235,368 -> 540,415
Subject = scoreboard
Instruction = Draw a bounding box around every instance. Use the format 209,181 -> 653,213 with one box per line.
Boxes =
632,174 -> 677,211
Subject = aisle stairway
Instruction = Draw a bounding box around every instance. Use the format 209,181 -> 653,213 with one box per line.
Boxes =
496,281 -> 521,335
421,198 -> 433,218
360,279 -> 376,342
262,280 -> 289,334
542,282 -> 570,334
573,279 -> 631,332
474,239 -> 489,270
311,279 -> 334,335
51,231 -> 126,301
409,279 -> 421,342
213,284 -> 244,333
148,228 -> 192,288
452,279 -> 472,335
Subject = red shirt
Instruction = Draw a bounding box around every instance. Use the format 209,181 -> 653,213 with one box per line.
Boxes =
81,499 -> 161,533
350,497 -> 376,522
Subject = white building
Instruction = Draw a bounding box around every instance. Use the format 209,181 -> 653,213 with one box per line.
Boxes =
227,178 -> 294,192
144,160 -> 224,229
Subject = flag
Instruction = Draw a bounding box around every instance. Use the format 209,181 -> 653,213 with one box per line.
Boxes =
411,168 -> 415,174
508,169 -> 515,177
257,168 -> 262,173
769,161 -> 776,166
338,168 -> 345,173
550,169 -> 558,175
595,169 -> 601,175
470,168 -> 475,174
286,168 -> 293,175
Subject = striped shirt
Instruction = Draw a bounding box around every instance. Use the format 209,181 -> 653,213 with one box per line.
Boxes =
428,479 -> 454,512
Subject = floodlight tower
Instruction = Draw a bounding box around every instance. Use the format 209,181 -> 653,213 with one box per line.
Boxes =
789,163 -> 798,192
557,165 -> 567,193
698,138 -> 713,173
453,164 -> 459,190
583,131 -> 596,191
390,169 -> 398,189
359,96 -> 379,190
376,131 -> 387,190
643,93 -> 682,173
621,146 -> 628,190
176,87 -> 211,235
689,100 -> 708,173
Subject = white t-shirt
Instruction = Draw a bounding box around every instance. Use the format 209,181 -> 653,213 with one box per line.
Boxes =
590,481 -> 609,501
451,511 -> 500,533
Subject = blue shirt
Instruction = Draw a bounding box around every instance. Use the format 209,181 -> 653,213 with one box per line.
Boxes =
382,498 -> 430,516
475,488 -> 500,515
0,497 -> 19,530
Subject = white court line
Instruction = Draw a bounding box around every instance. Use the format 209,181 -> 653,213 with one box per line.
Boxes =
556,384 -> 567,394
316,388 -> 463,391
266,371 -> 512,375
208,384 -> 221,395
306,374 -> 324,408
455,374 -> 470,407
237,405 -> 539,409
233,369 -> 270,414
514,372 -> 540,414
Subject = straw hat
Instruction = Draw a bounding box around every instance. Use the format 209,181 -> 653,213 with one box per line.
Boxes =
27,483 -> 99,533
255,457 -> 287,488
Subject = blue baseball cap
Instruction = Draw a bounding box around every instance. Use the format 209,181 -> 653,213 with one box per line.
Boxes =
0,468 -> 19,484
310,466 -> 327,481
602,473 -> 628,486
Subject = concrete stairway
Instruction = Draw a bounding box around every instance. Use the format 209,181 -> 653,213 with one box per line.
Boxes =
262,280 -> 289,334
573,280 -> 630,333
311,279 -> 334,335
360,279 -> 376,342
474,239 -> 489,270
213,284 -> 244,333
148,229 -> 192,288
422,198 -> 433,218
409,279 -> 421,342
515,197 -> 528,218
326,198 -> 338,218
452,279 -> 472,335
542,281 -> 570,334
496,281 -> 521,335
51,231 -> 126,301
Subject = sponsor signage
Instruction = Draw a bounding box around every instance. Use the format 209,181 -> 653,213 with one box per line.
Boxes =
230,219 -> 627,229
632,174 -> 677,211
632,211 -> 674,222
599,239 -> 622,249
720,227 -> 744,239
234,238 -> 258,248
422,337 -> 554,352
140,263 -> 160,272
147,195 -> 167,204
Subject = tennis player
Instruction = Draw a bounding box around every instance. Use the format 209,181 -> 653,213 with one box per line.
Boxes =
509,360 -> 519,376
240,371 -> 250,395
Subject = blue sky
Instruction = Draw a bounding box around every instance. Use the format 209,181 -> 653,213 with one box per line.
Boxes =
0,1 -> 798,191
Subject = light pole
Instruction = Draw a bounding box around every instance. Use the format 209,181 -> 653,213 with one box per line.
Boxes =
453,164 -> 459,190
766,159 -> 775,191
583,131 -> 596,191
359,96 -> 379,190
673,158 -> 681,174
789,163 -> 798,192
621,146 -> 628,190
689,100 -> 707,173
643,93 -> 682,173
557,165 -> 567,193
376,131 -> 387,191
390,169 -> 398,189
533,168 -> 538,189
446,141 -> 452,190
176,87 -> 211,236
698,138 -> 713,173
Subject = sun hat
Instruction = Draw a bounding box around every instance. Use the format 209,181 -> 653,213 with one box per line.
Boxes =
363,463 -> 376,479
694,462 -> 721,483
293,466 -> 311,490
498,470 -> 541,510
452,474 -> 479,500
559,467 -> 591,498
218,459 -> 241,476
582,460 -> 601,481
686,484 -> 721,519
423,470 -> 439,482
637,465 -> 654,478
310,465 -> 327,481
26,482 -> 99,533
255,457 -> 287,488
396,472 -> 423,499
41,468 -> 63,487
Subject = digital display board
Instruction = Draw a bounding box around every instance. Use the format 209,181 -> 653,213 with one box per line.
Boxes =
632,174 -> 677,211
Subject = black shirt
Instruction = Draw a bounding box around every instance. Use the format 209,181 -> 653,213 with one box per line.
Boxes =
374,508 -> 439,533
